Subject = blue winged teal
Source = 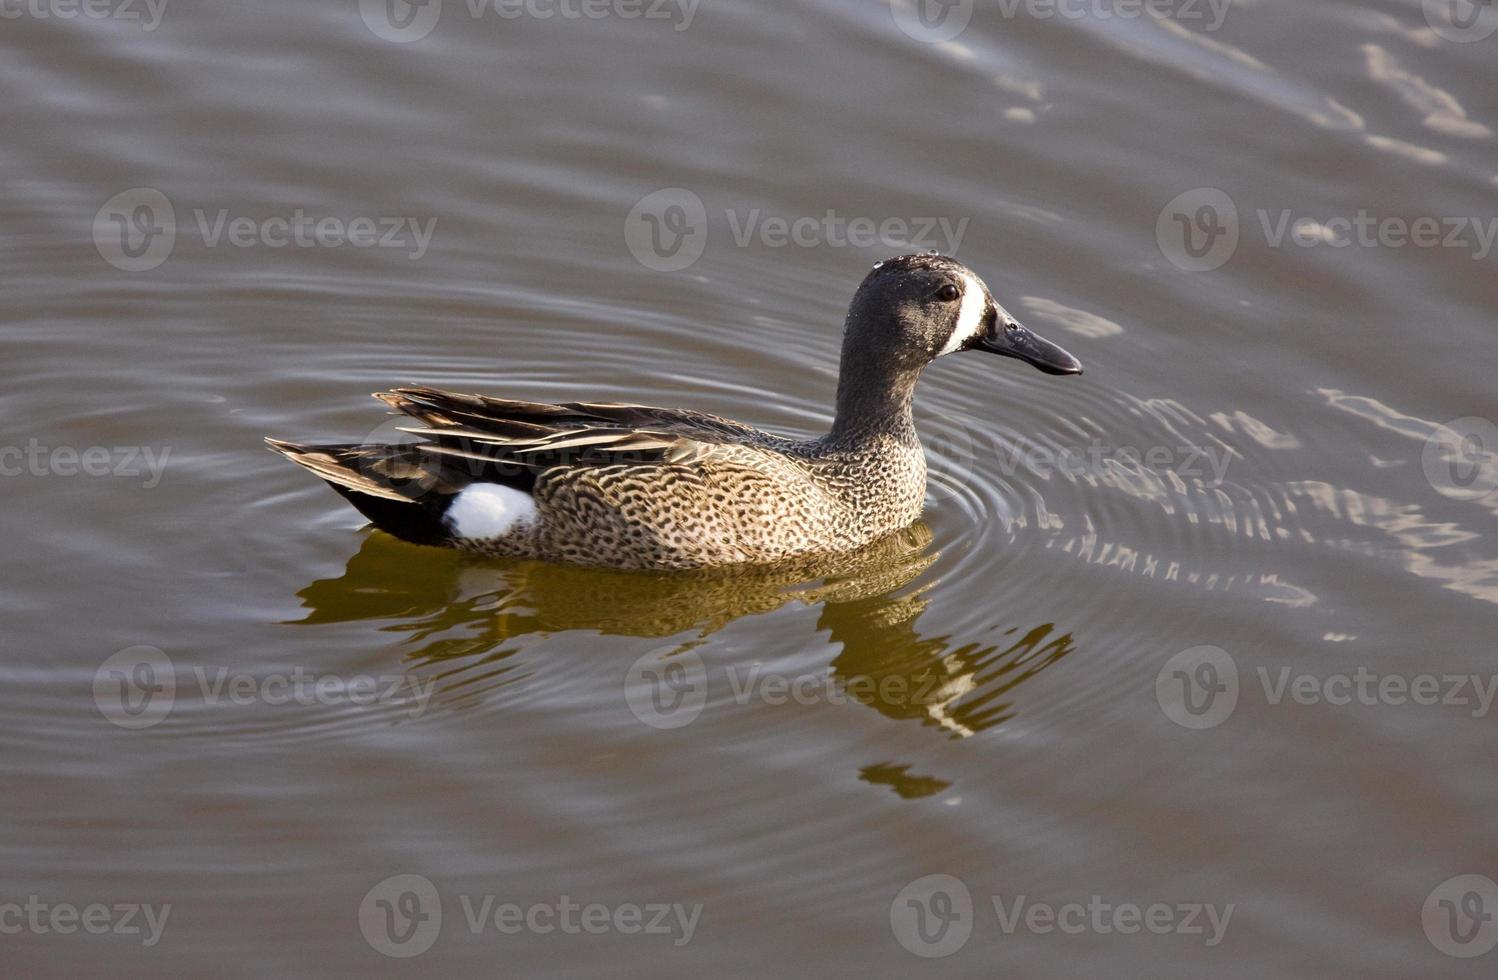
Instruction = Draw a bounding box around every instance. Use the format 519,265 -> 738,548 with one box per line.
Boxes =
267,253 -> 1082,570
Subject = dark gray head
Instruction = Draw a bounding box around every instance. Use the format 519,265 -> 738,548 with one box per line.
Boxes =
828,253 -> 1082,443
842,253 -> 1083,377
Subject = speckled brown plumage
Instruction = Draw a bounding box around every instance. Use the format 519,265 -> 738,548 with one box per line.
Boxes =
267,254 -> 1082,570
480,413 -> 929,569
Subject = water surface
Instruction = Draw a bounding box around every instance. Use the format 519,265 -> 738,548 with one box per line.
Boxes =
3,0 -> 1497,976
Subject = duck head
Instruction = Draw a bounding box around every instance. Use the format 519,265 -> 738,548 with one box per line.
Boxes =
844,253 -> 1083,377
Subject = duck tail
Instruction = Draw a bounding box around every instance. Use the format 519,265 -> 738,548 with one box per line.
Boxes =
264,437 -> 457,546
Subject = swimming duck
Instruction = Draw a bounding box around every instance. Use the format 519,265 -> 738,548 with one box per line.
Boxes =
267,253 -> 1082,570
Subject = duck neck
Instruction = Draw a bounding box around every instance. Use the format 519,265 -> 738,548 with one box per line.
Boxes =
826,349 -> 923,450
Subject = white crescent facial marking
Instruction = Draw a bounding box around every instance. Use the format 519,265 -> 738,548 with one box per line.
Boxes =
938,272 -> 990,356
447,483 -> 537,540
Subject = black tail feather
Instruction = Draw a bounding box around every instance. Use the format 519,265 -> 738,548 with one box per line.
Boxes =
326,482 -> 454,546
268,437 -> 537,547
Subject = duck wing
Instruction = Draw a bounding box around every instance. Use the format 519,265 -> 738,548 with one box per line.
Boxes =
380,383 -> 790,449
268,385 -> 789,503
375,384 -> 793,473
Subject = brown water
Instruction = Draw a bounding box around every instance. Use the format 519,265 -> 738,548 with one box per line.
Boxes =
4,0 -> 1498,976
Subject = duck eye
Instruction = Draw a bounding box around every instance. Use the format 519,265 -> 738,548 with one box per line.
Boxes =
936,284 -> 960,302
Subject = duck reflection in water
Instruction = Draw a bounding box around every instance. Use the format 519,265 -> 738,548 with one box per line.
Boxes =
290,522 -> 1075,743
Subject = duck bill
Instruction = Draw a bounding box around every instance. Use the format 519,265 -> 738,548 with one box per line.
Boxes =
975,322 -> 1083,376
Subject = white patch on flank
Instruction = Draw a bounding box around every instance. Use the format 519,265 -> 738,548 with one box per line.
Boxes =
938,272 -> 990,356
446,483 -> 537,540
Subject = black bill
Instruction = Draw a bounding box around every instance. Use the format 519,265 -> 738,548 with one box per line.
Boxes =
974,319 -> 1083,376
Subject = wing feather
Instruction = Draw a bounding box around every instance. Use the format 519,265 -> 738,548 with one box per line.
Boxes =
371,385 -> 776,473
